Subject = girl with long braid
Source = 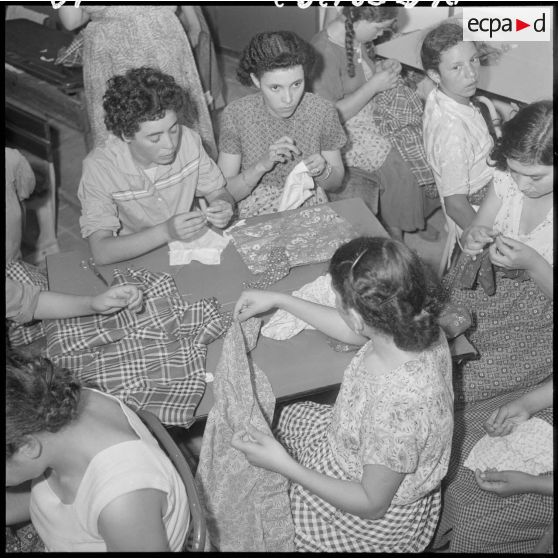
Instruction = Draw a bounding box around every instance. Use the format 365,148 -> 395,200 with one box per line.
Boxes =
311,7 -> 438,241
232,236 -> 453,551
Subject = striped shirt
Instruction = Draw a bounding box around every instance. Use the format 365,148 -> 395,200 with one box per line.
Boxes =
78,126 -> 225,238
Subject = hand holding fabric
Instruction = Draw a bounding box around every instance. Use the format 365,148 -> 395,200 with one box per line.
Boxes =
474,469 -> 541,497
462,225 -> 498,257
258,136 -> 301,172
484,400 -> 531,437
204,199 -> 234,228
234,289 -> 280,322
166,211 -> 207,241
489,235 -> 540,271
231,425 -> 294,477
91,285 -> 143,315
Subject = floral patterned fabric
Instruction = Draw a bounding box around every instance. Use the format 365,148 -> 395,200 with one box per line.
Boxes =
492,169 -> 553,264
445,169 -> 553,404
219,92 -> 346,219
276,334 -> 454,551
228,205 -> 357,274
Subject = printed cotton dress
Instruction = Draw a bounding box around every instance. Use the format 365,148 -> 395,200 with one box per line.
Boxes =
276,335 -> 454,552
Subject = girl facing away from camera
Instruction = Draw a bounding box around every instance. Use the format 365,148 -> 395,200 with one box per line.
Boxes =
5,354 -> 188,552
232,236 -> 454,552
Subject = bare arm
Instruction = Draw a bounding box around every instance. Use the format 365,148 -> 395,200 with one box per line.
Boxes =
232,427 -> 404,519
234,290 -> 368,346
285,461 -> 403,519
58,6 -> 90,30
6,484 -> 32,526
444,194 -> 478,232
33,285 -> 143,320
88,226 -> 171,265
460,182 -> 502,254
98,489 -> 170,552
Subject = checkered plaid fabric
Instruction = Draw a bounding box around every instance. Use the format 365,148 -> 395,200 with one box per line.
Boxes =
276,401 -> 441,552
55,30 -> 84,67
374,81 -> 435,189
44,268 -> 225,427
6,260 -> 48,347
433,389 -> 553,553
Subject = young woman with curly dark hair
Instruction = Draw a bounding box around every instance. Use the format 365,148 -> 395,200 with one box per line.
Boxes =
311,7 -> 439,243
432,101 -> 553,553
77,67 -> 235,265
6,353 -> 189,552
218,31 -> 347,219
231,236 -> 453,552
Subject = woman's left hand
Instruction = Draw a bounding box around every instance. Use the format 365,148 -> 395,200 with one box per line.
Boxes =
474,469 -> 538,497
231,425 -> 294,476
303,154 -> 327,178
488,235 -> 538,271
204,200 -> 234,228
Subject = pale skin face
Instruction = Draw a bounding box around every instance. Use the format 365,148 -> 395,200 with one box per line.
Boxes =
125,110 -> 182,168
250,65 -> 305,119
353,18 -> 396,43
427,41 -> 481,105
507,158 -> 553,198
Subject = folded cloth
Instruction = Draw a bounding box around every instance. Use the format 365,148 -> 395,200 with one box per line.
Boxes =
464,417 -> 553,475
168,228 -> 230,266
262,274 -> 335,340
278,160 -> 315,212
44,268 -> 225,427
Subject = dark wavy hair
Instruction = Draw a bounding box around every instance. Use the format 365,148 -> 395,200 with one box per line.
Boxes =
420,22 -> 472,73
329,237 -> 441,352
103,66 -> 195,139
342,6 -> 398,78
6,353 -> 81,458
237,31 -> 315,86
490,100 -> 553,171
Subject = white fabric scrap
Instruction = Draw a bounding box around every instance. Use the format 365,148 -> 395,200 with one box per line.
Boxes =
464,417 -> 553,475
262,274 -> 335,340
278,160 -> 315,212
168,228 -> 229,266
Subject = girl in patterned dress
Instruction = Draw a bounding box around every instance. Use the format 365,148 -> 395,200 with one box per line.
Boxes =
312,7 -> 439,242
232,236 -> 454,552
218,31 -> 347,219
432,101 -> 553,552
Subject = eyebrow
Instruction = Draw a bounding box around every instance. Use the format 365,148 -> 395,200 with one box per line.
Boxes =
146,120 -> 179,137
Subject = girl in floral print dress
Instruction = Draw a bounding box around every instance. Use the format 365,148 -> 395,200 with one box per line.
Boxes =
232,236 -> 454,552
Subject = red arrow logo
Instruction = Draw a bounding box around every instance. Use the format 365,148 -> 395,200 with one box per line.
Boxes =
516,18 -> 530,31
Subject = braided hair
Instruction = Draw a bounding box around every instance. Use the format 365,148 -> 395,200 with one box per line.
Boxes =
342,6 -> 398,78
237,31 -> 315,86
6,353 -> 81,457
329,237 -> 441,352
490,100 -> 553,171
